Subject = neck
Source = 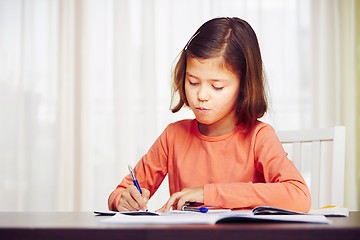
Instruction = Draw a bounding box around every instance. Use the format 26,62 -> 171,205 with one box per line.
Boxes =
198,121 -> 237,137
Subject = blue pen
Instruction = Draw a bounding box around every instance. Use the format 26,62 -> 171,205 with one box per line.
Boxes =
182,206 -> 209,213
128,165 -> 142,195
181,202 -> 209,213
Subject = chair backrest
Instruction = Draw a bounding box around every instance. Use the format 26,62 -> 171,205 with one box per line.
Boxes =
276,126 -> 346,209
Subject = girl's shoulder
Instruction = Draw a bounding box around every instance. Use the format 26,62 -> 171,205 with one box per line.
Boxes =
253,120 -> 274,131
168,118 -> 194,127
250,120 -> 277,139
163,119 -> 196,136
249,121 -> 285,150
158,119 -> 196,145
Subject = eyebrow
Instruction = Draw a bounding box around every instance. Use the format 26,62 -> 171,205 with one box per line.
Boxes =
186,72 -> 228,82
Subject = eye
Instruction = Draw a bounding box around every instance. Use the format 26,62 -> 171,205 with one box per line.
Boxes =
188,79 -> 199,86
212,85 -> 224,91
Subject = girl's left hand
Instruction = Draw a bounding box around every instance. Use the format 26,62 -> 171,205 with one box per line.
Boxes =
156,186 -> 204,212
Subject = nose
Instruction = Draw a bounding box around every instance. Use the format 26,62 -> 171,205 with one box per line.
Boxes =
197,85 -> 209,102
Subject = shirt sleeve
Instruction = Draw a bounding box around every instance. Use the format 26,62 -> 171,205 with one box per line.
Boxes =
203,124 -> 312,212
108,126 -> 170,211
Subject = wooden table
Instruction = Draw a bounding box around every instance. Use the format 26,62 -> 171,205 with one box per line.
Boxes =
0,211 -> 359,240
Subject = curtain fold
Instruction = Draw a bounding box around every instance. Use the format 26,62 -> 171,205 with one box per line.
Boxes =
338,0 -> 360,210
57,0 -> 77,211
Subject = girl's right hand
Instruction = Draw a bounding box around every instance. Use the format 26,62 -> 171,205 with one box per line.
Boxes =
116,185 -> 150,211
156,186 -> 204,212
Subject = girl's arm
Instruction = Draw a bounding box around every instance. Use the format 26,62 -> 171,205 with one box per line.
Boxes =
108,128 -> 170,211
203,125 -> 311,212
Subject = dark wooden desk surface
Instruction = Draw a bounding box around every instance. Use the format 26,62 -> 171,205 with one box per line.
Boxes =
0,211 -> 359,240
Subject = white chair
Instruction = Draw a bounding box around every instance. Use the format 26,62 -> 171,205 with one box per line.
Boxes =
277,126 -> 346,209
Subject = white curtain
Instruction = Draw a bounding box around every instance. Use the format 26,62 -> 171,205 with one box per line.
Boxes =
0,0 -> 358,211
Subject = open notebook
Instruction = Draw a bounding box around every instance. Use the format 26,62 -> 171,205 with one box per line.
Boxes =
95,206 -> 336,225
251,206 -> 349,217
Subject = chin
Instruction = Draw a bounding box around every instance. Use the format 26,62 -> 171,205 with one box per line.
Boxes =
195,118 -> 214,125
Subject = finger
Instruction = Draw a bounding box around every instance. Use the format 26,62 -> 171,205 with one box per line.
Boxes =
129,186 -> 147,211
162,192 -> 183,212
155,205 -> 166,213
176,187 -> 204,209
118,191 -> 137,211
118,197 -> 133,211
142,188 -> 150,203
176,197 -> 189,210
162,197 -> 175,212
141,188 -> 150,211
120,186 -> 142,211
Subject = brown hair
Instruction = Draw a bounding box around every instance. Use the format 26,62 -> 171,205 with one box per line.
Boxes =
171,17 -> 267,133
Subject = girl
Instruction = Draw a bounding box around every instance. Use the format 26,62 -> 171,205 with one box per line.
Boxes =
108,17 -> 311,213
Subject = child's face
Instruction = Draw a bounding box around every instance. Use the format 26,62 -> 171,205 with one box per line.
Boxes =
185,56 -> 240,135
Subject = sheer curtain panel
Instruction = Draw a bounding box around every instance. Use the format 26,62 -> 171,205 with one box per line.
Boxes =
0,0 -> 358,211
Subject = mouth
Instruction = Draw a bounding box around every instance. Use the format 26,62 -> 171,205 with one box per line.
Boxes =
195,107 -> 209,113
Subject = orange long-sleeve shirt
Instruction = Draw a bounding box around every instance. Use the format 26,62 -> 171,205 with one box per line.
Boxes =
108,119 -> 311,212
